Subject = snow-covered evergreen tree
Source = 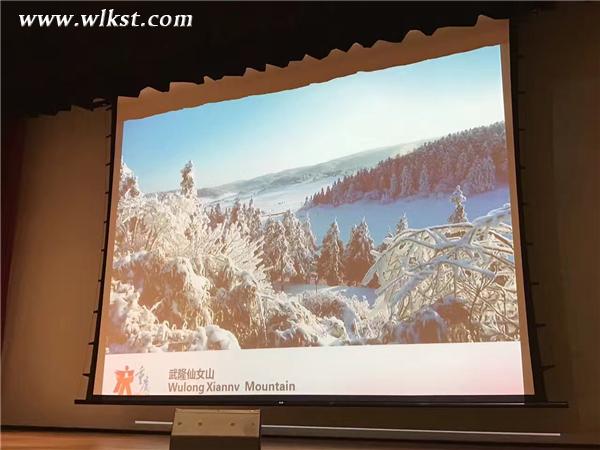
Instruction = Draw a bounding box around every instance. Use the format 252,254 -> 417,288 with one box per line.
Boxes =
454,150 -> 470,183
344,218 -> 376,286
317,220 -> 344,286
120,161 -> 141,198
418,165 -> 430,195
435,151 -> 453,193
465,155 -> 496,194
229,199 -> 242,226
262,218 -> 294,287
282,210 -> 317,283
246,203 -> 263,242
208,203 -> 226,229
395,213 -> 409,235
302,214 -> 318,253
180,160 -> 196,197
399,165 -> 413,197
448,185 -> 468,224
389,173 -> 399,198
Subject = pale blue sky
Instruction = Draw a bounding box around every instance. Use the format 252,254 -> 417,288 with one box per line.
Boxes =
122,45 -> 505,193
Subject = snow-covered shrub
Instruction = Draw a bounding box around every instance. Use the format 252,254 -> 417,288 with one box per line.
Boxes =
109,162 -> 272,352
112,251 -> 213,329
107,280 -> 240,353
265,295 -> 329,347
379,296 -> 476,344
365,204 -> 520,342
299,290 -> 370,341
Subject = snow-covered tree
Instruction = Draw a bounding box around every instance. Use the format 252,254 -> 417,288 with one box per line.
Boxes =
120,161 -> 141,198
344,218 -> 377,286
454,150 -> 470,183
262,218 -> 294,287
245,202 -> 263,242
396,212 -> 409,235
302,214 -> 318,253
435,151 -> 453,193
180,160 -> 196,197
418,165 -> 430,195
465,155 -> 496,195
317,220 -> 344,286
389,173 -> 399,198
399,165 -> 413,197
448,185 -> 468,224
229,199 -> 242,226
208,203 -> 226,229
281,210 -> 317,283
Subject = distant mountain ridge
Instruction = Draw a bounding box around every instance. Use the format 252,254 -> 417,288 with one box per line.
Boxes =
196,139 -> 428,198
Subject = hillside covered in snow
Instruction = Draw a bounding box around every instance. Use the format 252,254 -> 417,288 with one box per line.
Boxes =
305,122 -> 507,208
195,140 -> 425,203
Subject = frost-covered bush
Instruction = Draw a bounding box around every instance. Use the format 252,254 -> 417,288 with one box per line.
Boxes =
365,204 -> 520,341
379,296 -> 477,344
299,291 -> 371,341
108,161 -> 273,353
112,251 -> 213,329
107,280 -> 240,353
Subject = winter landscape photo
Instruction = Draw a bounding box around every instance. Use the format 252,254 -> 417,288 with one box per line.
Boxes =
106,45 -> 524,355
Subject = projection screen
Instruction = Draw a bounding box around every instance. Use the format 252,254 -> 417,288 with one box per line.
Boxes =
91,17 -> 536,402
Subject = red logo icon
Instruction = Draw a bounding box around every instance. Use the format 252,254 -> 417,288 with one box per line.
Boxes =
113,365 -> 134,395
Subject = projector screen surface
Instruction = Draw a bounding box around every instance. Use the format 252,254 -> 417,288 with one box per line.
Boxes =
94,41 -> 534,400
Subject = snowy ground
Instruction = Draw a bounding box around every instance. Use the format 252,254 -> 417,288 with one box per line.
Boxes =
200,176 -> 338,217
201,179 -> 510,245
299,186 -> 511,243
283,283 -> 379,305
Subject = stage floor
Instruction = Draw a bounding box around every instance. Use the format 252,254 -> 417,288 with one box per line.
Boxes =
0,430 -> 587,450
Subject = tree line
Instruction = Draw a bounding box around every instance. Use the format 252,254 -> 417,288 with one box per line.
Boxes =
306,122 -> 507,208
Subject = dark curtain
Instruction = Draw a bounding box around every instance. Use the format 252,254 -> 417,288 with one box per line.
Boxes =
1,2 -> 544,118
1,119 -> 26,348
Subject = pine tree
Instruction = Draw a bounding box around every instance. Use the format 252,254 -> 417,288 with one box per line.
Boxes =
229,199 -> 242,226
302,214 -> 318,253
399,165 -> 413,197
262,219 -> 294,288
283,210 -> 318,283
180,160 -> 195,197
344,218 -> 377,286
448,185 -> 468,224
317,220 -> 344,286
395,212 -> 409,235
435,151 -> 453,193
247,205 -> 262,242
208,203 -> 226,229
465,155 -> 496,194
389,173 -> 399,198
281,210 -> 300,280
455,150 -> 470,182
120,161 -> 141,198
418,165 -> 430,195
